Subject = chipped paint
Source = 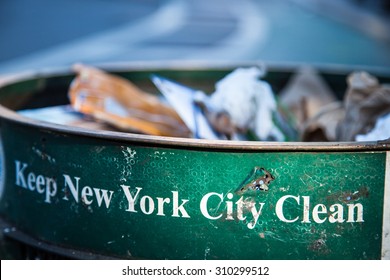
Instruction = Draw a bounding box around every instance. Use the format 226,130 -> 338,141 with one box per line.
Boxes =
204,247 -> 211,259
94,146 -> 105,154
32,146 -> 56,164
236,167 -> 274,196
120,146 -> 138,181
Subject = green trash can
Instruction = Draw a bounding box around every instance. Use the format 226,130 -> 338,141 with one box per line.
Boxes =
0,63 -> 389,260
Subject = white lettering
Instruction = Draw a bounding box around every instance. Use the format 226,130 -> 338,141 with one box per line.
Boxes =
15,161 -> 28,188
93,188 -> 114,208
235,197 -> 247,221
44,177 -> 57,203
81,186 -> 94,205
347,203 -> 364,222
302,196 -> 310,223
140,195 -> 154,215
275,195 -> 299,223
329,204 -> 345,223
15,161 -> 57,203
121,185 -> 142,212
63,175 -> 80,202
312,204 -> 327,223
172,191 -> 190,218
62,175 -> 113,207
225,193 -> 234,220
156,197 -> 171,216
27,172 -> 36,191
36,175 -> 45,194
247,202 -> 265,229
12,160 -> 367,226
200,192 -> 223,220
274,195 -> 364,224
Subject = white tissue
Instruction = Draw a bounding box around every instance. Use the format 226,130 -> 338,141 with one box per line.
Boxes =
355,112 -> 390,141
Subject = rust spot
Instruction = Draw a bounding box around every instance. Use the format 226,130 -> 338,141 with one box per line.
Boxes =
308,238 -> 330,255
341,186 -> 369,203
311,239 -> 325,250
326,186 -> 369,203
236,167 -> 275,196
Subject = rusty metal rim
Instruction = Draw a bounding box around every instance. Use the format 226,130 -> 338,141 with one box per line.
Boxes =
0,62 -> 389,152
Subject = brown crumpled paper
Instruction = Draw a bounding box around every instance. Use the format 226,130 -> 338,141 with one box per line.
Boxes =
299,70 -> 390,142
301,102 -> 345,142
282,69 -> 390,142
278,67 -> 338,141
336,71 -> 390,141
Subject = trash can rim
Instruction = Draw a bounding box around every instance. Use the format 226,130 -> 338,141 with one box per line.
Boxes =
1,105 -> 388,152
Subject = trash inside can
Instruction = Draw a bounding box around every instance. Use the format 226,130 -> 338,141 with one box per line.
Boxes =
0,63 -> 389,260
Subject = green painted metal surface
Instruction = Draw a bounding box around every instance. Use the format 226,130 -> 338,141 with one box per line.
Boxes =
0,121 -> 386,259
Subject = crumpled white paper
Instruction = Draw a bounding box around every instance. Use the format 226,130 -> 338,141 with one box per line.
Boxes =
208,66 -> 284,141
355,112 -> 390,141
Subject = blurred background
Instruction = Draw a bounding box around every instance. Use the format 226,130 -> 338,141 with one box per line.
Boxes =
0,0 -> 390,74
